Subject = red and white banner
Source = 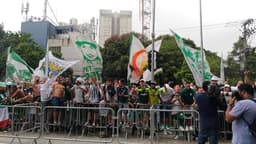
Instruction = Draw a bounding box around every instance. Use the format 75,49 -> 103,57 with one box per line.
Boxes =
0,107 -> 10,128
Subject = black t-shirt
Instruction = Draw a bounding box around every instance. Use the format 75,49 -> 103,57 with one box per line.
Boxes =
117,86 -> 129,103
195,92 -> 219,130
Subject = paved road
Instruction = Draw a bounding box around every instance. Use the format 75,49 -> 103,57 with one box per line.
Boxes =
0,137 -> 231,144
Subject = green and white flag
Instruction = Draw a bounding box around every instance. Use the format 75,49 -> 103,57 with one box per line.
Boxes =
6,47 -> 34,83
172,31 -> 213,86
75,38 -> 103,81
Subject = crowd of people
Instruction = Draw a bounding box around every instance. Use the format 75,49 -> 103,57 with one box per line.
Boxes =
0,72 -> 256,143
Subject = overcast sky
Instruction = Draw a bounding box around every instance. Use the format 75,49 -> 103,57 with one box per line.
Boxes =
1,0 -> 256,59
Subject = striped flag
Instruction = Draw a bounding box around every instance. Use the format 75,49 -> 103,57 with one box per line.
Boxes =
6,47 -> 33,83
0,107 -> 10,129
172,31 -> 214,86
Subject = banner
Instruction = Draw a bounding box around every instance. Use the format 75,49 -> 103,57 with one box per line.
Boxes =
127,35 -> 148,83
6,47 -> 33,83
34,51 -> 79,77
172,31 -> 213,86
0,107 -> 10,128
75,38 -> 103,81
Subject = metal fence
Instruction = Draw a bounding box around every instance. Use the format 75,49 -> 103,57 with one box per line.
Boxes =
0,103 -> 232,144
116,105 -> 200,144
0,103 -> 41,144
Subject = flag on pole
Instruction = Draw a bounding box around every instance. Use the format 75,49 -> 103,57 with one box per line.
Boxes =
75,39 -> 103,81
143,39 -> 163,81
6,47 -> 34,83
171,31 -> 214,86
145,39 -> 162,52
127,35 -> 148,83
34,51 -> 79,78
0,107 -> 10,129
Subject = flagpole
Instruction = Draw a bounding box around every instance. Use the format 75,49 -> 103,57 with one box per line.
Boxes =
199,0 -> 204,85
151,0 -> 156,82
45,41 -> 49,77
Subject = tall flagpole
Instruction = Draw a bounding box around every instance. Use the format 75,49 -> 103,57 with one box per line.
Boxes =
45,42 -> 49,77
151,0 -> 156,82
199,0 -> 204,85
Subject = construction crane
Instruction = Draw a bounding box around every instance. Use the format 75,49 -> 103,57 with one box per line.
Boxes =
139,0 -> 151,40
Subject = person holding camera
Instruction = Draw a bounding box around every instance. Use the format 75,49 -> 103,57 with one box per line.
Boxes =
225,83 -> 256,144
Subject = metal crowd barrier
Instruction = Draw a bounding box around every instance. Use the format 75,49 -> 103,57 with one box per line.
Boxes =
0,103 -> 41,144
116,104 -> 200,144
0,102 -> 232,144
41,104 -> 115,144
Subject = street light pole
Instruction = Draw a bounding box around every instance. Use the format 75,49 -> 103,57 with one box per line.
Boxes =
151,0 -> 156,82
199,0 -> 204,85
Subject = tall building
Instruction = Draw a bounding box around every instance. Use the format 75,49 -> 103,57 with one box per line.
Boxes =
21,18 -> 97,76
99,10 -> 132,47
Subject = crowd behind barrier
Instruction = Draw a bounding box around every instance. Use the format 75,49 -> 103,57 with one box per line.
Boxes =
0,102 -> 234,144
0,76 -> 245,143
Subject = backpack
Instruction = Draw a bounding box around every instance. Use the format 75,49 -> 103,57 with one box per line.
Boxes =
241,99 -> 256,137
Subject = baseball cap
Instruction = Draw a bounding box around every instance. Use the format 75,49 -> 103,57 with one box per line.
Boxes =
140,79 -> 145,82
211,76 -> 219,81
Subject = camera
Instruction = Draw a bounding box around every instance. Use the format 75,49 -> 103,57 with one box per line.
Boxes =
232,91 -> 242,101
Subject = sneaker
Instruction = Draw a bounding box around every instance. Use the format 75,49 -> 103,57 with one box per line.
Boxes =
185,126 -> 189,131
163,130 -> 167,135
179,126 -> 184,131
189,126 -> 193,131
174,135 -> 179,140
160,124 -> 165,130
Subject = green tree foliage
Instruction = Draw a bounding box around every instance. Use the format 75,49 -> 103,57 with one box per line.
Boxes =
226,36 -> 256,85
0,26 -> 45,80
102,33 -> 221,85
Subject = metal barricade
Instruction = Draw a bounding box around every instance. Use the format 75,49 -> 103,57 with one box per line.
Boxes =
41,105 -> 115,144
0,103 -> 41,144
117,105 -> 199,144
218,110 -> 232,141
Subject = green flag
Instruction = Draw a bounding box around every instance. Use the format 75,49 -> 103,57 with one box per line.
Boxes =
172,31 -> 214,86
75,39 -> 103,81
6,47 -> 33,83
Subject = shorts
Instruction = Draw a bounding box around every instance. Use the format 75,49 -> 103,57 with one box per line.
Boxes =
51,97 -> 62,112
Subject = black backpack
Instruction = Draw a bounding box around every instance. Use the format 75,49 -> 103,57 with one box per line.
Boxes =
241,99 -> 256,137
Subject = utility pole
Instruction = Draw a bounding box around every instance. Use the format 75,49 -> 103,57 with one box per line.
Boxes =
240,19 -> 256,80
151,0 -> 155,82
199,0 -> 204,86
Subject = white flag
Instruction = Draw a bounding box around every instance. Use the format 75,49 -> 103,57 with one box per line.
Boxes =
127,35 -> 148,83
146,39 -> 162,52
34,51 -> 79,77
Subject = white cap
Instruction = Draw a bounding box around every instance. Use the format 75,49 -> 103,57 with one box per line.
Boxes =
224,84 -> 230,88
211,76 -> 219,81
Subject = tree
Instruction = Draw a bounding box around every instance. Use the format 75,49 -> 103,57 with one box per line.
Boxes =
226,36 -> 256,85
0,29 -> 46,81
101,33 -> 221,85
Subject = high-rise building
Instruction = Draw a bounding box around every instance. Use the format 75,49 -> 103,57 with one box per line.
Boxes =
99,10 -> 132,47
